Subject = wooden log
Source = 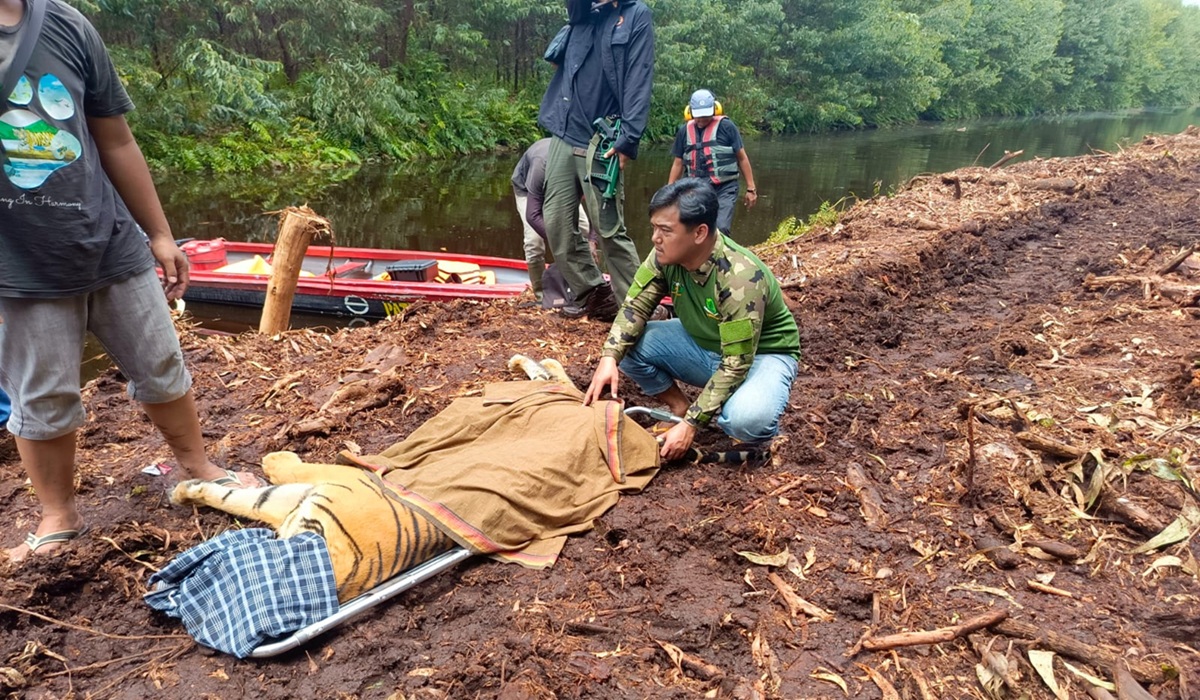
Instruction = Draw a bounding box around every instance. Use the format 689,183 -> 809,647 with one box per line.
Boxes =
1016,431 -> 1087,460
259,206 -> 332,335
861,609 -> 1008,651
1087,688 -> 1117,700
993,619 -> 1160,684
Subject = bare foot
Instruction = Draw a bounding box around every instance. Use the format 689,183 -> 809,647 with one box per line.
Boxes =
5,512 -> 87,564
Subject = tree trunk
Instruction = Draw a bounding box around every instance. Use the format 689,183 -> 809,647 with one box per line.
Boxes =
259,207 -> 330,336
276,27 -> 299,83
397,0 -> 415,64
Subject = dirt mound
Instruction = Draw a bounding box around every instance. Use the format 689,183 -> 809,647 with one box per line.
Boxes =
3,126 -> 1200,698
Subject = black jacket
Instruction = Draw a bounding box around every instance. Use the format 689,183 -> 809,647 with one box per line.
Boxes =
537,0 -> 655,160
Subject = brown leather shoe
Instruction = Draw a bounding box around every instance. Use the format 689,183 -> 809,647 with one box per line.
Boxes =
584,283 -> 619,323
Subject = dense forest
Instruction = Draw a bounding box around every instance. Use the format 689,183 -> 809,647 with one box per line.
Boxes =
76,0 -> 1200,171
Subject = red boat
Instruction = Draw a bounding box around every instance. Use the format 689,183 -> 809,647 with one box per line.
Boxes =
169,239 -> 529,321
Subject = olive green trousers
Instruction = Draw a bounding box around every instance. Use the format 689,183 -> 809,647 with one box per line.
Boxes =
542,136 -> 641,304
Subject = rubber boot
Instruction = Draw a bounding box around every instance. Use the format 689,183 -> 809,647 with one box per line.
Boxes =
583,282 -> 619,323
525,260 -> 545,302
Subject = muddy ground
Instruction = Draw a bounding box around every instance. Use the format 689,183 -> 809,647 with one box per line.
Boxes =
3,127 -> 1200,700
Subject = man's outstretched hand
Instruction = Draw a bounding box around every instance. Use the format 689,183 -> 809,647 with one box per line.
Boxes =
583,356 -> 621,406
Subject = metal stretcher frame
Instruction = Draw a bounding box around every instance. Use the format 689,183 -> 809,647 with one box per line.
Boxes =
249,547 -> 473,658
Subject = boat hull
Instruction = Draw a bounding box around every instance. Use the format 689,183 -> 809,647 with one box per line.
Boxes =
166,241 -> 529,321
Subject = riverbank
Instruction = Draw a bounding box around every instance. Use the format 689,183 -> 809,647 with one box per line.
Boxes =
2,126 -> 1199,698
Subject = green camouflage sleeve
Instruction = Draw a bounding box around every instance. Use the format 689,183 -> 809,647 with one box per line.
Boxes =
685,259 -> 771,427
602,253 -> 668,363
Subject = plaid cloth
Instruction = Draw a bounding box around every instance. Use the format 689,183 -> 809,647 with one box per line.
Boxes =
145,528 -> 338,658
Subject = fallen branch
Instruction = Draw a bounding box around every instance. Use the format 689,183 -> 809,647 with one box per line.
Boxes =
768,573 -> 834,621
845,463 -> 889,529
1157,244 -> 1196,276
1015,431 -> 1087,460
994,618 -> 1160,683
655,641 -> 724,681
564,620 -> 617,636
989,149 -> 1025,169
1025,539 -> 1083,562
861,609 -> 1008,651
1098,495 -> 1167,537
1026,579 -> 1075,599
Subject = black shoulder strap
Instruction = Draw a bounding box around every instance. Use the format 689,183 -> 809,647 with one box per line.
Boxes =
2,0 -> 47,107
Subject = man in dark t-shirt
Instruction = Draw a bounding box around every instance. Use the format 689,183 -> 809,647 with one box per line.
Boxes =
668,89 -> 758,237
0,0 -> 260,563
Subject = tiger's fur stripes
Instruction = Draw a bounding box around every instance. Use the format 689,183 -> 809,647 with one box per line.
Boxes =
172,452 -> 453,601
171,355 -> 575,601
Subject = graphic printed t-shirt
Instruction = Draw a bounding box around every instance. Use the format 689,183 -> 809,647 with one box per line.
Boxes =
0,0 -> 154,298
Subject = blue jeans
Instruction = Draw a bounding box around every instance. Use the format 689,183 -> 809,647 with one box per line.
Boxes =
619,320 -> 798,443
0,387 -> 9,428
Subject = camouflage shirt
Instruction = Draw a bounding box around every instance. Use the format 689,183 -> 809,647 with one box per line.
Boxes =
602,232 -> 800,426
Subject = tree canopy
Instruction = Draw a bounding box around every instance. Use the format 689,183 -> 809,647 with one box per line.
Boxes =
74,0 -> 1200,171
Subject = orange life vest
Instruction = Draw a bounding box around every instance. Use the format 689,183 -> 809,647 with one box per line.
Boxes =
684,116 -> 740,185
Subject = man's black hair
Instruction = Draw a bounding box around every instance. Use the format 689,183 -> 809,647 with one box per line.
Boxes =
649,178 -> 719,234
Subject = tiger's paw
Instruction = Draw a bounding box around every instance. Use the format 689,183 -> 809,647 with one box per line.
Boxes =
170,479 -> 210,506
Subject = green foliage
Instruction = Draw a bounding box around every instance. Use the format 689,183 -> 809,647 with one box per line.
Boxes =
141,119 -> 360,172
765,200 -> 843,245
70,0 -> 1200,173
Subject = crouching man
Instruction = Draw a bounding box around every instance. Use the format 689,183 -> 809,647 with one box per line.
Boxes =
583,178 -> 800,460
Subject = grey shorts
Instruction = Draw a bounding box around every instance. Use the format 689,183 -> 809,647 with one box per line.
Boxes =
0,266 -> 192,440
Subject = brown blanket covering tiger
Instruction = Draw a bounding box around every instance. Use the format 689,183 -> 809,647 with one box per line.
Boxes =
342,380 -> 660,568
174,378 -> 659,601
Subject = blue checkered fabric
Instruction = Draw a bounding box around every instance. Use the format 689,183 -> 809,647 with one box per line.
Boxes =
145,528 -> 339,658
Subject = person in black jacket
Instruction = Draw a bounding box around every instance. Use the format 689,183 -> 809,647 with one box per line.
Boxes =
537,0 -> 654,322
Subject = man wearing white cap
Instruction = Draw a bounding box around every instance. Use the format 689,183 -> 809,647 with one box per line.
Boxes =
668,89 -> 758,237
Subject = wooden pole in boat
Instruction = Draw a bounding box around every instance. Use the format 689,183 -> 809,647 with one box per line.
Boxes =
259,206 -> 332,335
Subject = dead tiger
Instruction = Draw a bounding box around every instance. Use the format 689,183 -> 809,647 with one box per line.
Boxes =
171,355 -> 575,601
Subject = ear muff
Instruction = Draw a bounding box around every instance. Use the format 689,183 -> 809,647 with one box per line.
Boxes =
684,102 -> 723,120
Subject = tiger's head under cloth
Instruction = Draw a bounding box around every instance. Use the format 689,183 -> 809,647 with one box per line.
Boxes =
171,355 -> 576,601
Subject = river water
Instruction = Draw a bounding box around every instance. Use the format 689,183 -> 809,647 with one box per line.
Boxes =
157,107 -> 1200,260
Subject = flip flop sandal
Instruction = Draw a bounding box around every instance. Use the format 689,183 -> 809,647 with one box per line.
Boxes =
211,469 -> 267,488
24,525 -> 90,554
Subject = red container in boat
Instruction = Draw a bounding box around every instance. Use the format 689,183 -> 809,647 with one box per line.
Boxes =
181,238 -> 229,271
